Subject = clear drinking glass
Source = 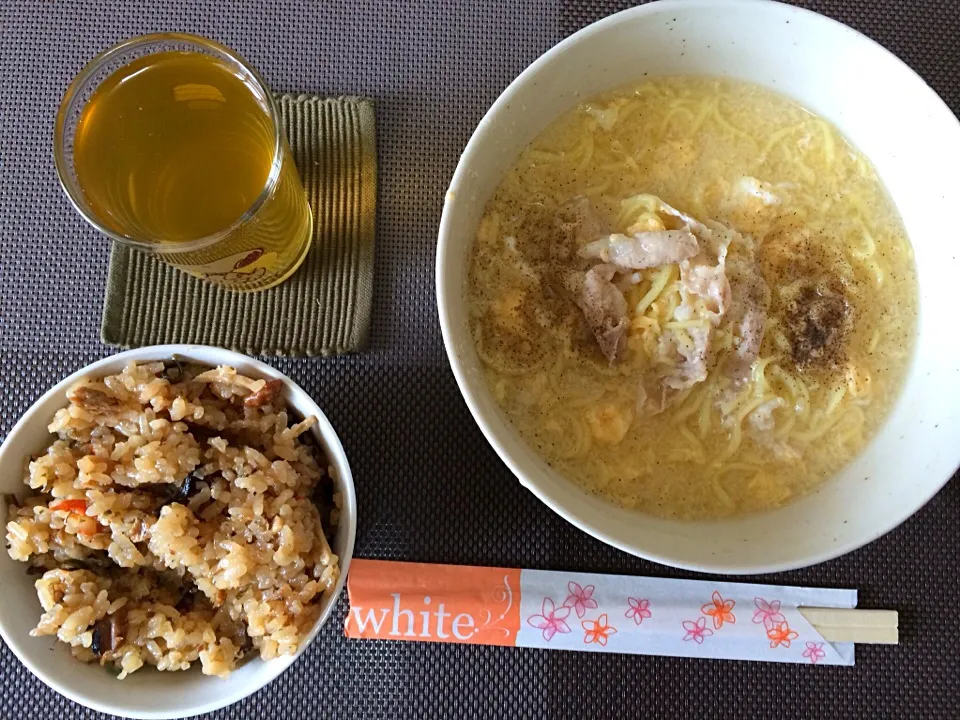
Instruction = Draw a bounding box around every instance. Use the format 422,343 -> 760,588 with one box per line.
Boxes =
54,33 -> 313,292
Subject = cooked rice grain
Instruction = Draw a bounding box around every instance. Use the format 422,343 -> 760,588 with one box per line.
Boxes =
5,361 -> 340,678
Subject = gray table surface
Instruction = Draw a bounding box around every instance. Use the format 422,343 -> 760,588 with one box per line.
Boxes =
1,1 -> 958,718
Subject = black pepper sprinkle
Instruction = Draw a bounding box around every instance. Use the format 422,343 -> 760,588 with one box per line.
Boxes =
785,282 -> 850,370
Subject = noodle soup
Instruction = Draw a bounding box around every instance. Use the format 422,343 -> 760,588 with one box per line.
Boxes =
467,77 -> 917,520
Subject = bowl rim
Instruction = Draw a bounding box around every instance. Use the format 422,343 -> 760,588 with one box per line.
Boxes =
436,0 -> 960,574
0,344 -> 357,719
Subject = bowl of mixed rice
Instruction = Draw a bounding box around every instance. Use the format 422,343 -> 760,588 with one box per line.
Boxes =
0,345 -> 357,719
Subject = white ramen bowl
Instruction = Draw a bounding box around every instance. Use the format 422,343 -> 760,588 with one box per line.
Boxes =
0,345 -> 357,719
437,0 -> 960,573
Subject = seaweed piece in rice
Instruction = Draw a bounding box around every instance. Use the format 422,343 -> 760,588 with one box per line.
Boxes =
174,585 -> 201,614
154,471 -> 212,510
169,473 -> 198,505
91,615 -> 123,658
161,357 -> 185,384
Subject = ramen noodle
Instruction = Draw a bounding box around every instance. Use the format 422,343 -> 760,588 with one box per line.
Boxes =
468,77 -> 917,520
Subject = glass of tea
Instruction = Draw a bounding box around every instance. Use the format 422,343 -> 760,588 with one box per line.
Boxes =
54,34 -> 313,292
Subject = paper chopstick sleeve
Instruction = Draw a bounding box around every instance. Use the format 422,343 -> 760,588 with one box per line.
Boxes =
344,559 -> 862,665
345,559 -> 522,646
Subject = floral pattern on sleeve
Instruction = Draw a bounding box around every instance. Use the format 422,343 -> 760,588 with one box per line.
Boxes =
527,597 -> 571,641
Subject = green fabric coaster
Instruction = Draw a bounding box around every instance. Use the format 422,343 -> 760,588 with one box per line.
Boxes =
101,95 -> 377,356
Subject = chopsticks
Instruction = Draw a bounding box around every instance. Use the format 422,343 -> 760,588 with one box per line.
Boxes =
799,608 -> 899,644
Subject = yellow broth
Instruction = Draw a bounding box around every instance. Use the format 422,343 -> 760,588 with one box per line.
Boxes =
468,77 -> 917,520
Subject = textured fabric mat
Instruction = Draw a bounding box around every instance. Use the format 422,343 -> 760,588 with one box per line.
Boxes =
102,95 -> 377,356
1,2 -> 959,719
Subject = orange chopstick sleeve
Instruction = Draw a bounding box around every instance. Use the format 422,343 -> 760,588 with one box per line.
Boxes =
345,559 -> 521,646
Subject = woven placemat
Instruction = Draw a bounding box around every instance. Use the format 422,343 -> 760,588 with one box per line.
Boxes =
101,94 -> 377,356
4,2 -> 960,719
